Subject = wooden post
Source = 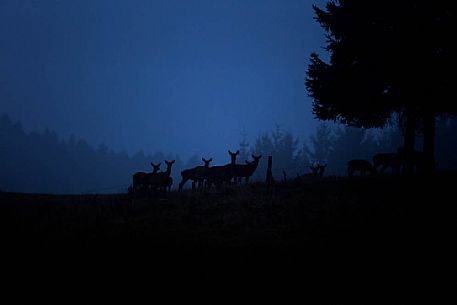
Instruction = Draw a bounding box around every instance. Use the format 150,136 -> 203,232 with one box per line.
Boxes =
266,156 -> 273,189
402,110 -> 416,175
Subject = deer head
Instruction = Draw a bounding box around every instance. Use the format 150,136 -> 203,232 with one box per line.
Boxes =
202,157 -> 213,167
228,150 -> 240,164
228,150 -> 240,156
309,161 -> 320,174
245,155 -> 261,166
309,160 -> 327,176
164,160 -> 175,174
251,154 -> 262,163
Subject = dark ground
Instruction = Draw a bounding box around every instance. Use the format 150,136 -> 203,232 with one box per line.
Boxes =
1,173 -> 455,295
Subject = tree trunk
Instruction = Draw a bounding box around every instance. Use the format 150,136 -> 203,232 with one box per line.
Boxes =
423,112 -> 436,174
402,111 -> 416,175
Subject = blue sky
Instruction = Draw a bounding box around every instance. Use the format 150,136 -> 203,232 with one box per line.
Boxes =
0,0 -> 326,161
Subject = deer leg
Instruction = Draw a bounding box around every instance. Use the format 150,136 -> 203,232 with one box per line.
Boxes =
178,177 -> 188,192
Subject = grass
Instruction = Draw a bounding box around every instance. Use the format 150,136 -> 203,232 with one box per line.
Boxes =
0,173 -> 455,286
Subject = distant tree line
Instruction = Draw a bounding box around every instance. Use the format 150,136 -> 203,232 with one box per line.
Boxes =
1,114 -> 456,193
0,114 -> 186,194
242,118 -> 457,181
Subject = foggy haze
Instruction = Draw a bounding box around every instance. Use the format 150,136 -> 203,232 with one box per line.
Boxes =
0,0 -> 326,162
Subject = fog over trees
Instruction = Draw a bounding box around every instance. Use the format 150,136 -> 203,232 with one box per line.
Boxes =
0,114 -> 182,194
2,113 -> 456,194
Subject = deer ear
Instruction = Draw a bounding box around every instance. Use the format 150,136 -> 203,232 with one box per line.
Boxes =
228,150 -> 233,155
151,162 -> 154,166
171,160 -> 175,164
158,162 -> 161,167
236,150 -> 240,155
209,158 -> 213,162
202,158 -> 206,162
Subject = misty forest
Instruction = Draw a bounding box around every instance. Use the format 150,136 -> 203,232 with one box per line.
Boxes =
2,113 -> 457,194
1,0 -> 456,290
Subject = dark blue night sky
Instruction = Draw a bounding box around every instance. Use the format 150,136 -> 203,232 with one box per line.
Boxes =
1,0 -> 325,161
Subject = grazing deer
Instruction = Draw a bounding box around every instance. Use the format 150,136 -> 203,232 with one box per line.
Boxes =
373,153 -> 401,175
132,162 -> 161,191
178,157 -> 213,191
234,154 -> 262,184
396,147 -> 425,174
143,160 -> 176,192
206,150 -> 239,188
347,159 -> 377,177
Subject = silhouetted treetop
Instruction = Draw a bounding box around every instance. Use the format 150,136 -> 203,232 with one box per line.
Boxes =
308,0 -> 456,120
306,0 -> 456,173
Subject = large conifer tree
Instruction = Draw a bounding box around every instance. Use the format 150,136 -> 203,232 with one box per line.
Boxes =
306,0 -> 456,173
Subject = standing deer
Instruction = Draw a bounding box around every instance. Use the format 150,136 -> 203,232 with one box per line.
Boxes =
347,159 -> 377,177
234,154 -> 262,184
309,160 -> 327,177
373,153 -> 401,175
143,160 -> 176,192
132,162 -> 161,191
178,157 -> 213,191
294,161 -> 327,184
206,150 -> 239,188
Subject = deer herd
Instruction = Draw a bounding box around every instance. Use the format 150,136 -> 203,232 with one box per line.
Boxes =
130,146 -> 425,194
348,148 -> 424,178
131,150 -> 262,194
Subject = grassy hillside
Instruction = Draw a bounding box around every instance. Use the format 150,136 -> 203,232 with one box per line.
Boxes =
1,173 -> 455,287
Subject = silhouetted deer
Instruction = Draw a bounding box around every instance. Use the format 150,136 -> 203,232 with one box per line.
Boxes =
234,154 -> 262,184
396,147 -> 425,174
309,160 -> 327,177
347,159 -> 377,177
132,162 -> 161,191
143,160 -> 175,192
178,157 -> 213,191
373,153 -> 401,175
294,160 -> 327,184
206,150 -> 239,188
